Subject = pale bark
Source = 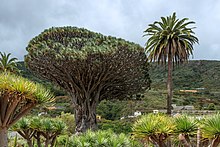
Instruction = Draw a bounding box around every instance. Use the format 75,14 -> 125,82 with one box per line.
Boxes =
0,127 -> 8,147
211,136 -> 220,147
197,128 -> 201,147
179,134 -> 190,147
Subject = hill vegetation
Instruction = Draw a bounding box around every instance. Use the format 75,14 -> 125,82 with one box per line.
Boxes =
150,60 -> 220,91
17,60 -> 220,119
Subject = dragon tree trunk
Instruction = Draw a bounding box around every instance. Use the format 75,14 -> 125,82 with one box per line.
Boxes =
72,92 -> 98,134
0,127 -> 8,147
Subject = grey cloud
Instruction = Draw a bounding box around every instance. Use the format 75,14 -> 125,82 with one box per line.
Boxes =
0,0 -> 220,60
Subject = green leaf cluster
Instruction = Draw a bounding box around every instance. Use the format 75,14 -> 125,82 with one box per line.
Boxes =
0,72 -> 53,103
144,12 -> 199,64
26,26 -> 143,61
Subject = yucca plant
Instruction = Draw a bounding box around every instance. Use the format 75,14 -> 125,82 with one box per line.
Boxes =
0,73 -> 53,147
174,115 -> 198,147
200,114 -> 220,147
132,113 -> 174,147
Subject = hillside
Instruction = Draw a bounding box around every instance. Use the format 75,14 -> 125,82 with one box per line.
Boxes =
146,60 -> 220,110
149,60 -> 220,91
17,60 -> 220,117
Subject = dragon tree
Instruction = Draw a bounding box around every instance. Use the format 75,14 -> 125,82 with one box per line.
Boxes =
25,26 -> 151,133
0,73 -> 53,147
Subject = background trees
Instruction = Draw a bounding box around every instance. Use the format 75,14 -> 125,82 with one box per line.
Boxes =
0,73 -> 53,147
25,26 -> 151,133
144,12 -> 198,115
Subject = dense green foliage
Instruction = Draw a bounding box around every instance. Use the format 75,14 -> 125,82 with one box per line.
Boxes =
97,100 -> 126,120
150,60 -> 220,91
98,118 -> 135,134
17,61 -> 66,96
149,60 -> 220,110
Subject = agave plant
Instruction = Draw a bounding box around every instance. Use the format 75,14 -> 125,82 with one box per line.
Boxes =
173,115 -> 198,147
200,114 -> 220,147
132,113 -> 174,147
0,73 -> 53,147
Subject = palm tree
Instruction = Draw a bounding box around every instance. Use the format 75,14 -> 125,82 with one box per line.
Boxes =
144,12 -> 199,115
0,52 -> 18,73
0,73 -> 53,147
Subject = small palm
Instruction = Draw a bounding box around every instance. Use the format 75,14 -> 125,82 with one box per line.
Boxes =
0,52 -> 18,73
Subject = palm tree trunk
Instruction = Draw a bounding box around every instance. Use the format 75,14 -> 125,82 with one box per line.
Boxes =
167,53 -> 173,115
0,127 -> 8,147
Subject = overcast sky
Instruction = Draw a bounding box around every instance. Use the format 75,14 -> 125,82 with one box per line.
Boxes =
0,0 -> 220,60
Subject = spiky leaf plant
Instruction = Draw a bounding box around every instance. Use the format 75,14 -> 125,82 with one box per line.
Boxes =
0,73 -> 53,147
200,114 -> 220,147
132,113 -> 174,147
174,115 -> 198,147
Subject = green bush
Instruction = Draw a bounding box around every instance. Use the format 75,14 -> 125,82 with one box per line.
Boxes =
98,118 -> 135,134
57,112 -> 75,134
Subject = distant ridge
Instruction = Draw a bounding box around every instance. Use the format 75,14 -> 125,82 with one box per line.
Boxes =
149,60 -> 220,91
